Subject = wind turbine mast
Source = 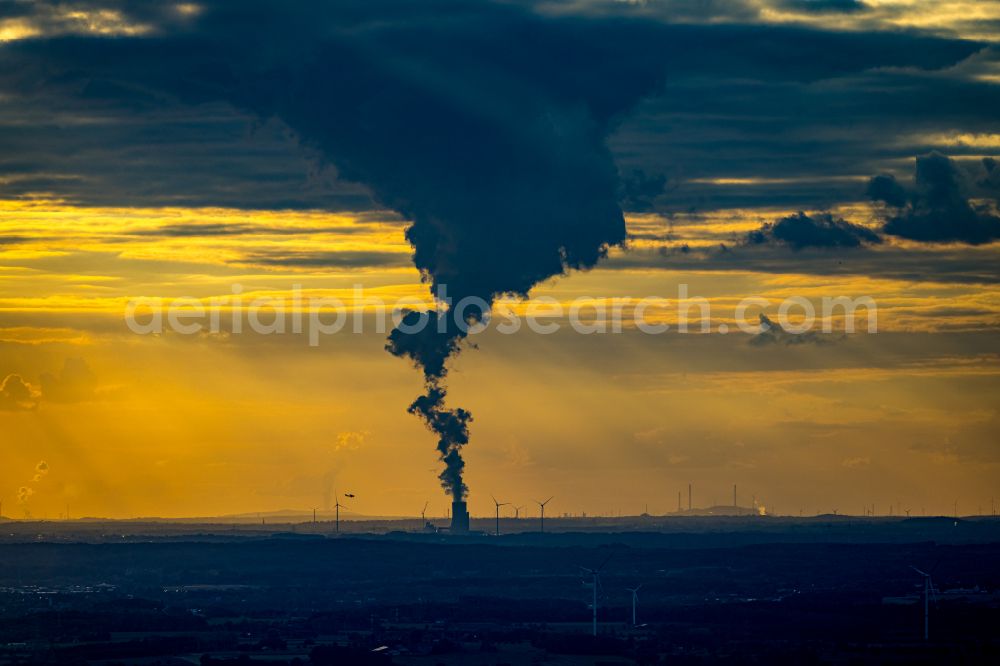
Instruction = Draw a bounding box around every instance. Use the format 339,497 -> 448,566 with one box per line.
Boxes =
333,498 -> 349,533
911,567 -> 937,641
580,556 -> 611,637
491,496 -> 509,537
627,584 -> 643,626
536,496 -> 554,533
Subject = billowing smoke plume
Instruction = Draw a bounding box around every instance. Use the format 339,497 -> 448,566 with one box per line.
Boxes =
180,2 -> 664,500
393,369 -> 473,500
51,1 -> 669,500
386,314 -> 473,498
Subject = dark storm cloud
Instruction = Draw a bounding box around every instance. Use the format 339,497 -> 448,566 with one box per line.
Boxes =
610,47 -> 1000,212
619,169 -> 670,213
866,174 -> 908,208
607,244 -> 1000,286
868,153 -> 1000,245
539,0 -> 866,22
979,157 -> 1000,192
0,0 -> 991,216
0,106 -> 376,210
746,211 -> 882,249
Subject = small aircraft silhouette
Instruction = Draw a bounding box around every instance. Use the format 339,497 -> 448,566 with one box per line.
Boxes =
344,493 -> 356,498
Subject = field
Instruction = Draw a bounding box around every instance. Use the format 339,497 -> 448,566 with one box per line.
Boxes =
1,517 -> 999,664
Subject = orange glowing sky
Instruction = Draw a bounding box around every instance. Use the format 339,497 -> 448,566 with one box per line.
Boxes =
1,201 -> 997,520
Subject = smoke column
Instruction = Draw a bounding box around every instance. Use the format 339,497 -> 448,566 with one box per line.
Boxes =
387,312 -> 474,499
207,3 -> 664,502
258,6 -> 665,502
1,1 -> 667,500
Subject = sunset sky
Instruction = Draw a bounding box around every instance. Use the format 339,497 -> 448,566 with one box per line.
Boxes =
1,0 -> 998,520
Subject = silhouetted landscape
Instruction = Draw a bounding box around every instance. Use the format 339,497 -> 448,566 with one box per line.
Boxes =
1,517 -> 998,664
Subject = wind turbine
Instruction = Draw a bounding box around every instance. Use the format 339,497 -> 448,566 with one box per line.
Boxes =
580,555 -> 612,636
420,501 -> 428,529
311,507 -> 318,524
911,566 -> 938,641
491,496 -> 509,536
536,496 -> 554,533
333,498 -> 349,533
514,505 -> 524,520
626,584 -> 643,626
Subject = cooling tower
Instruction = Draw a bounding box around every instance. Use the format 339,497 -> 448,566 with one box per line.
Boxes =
451,500 -> 470,533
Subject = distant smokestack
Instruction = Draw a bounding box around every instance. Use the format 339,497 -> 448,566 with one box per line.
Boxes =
451,500 -> 469,533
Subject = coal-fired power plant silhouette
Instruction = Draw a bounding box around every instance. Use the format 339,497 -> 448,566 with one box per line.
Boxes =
451,500 -> 470,534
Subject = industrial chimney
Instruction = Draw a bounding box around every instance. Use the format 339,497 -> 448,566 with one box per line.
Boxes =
451,500 -> 470,533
